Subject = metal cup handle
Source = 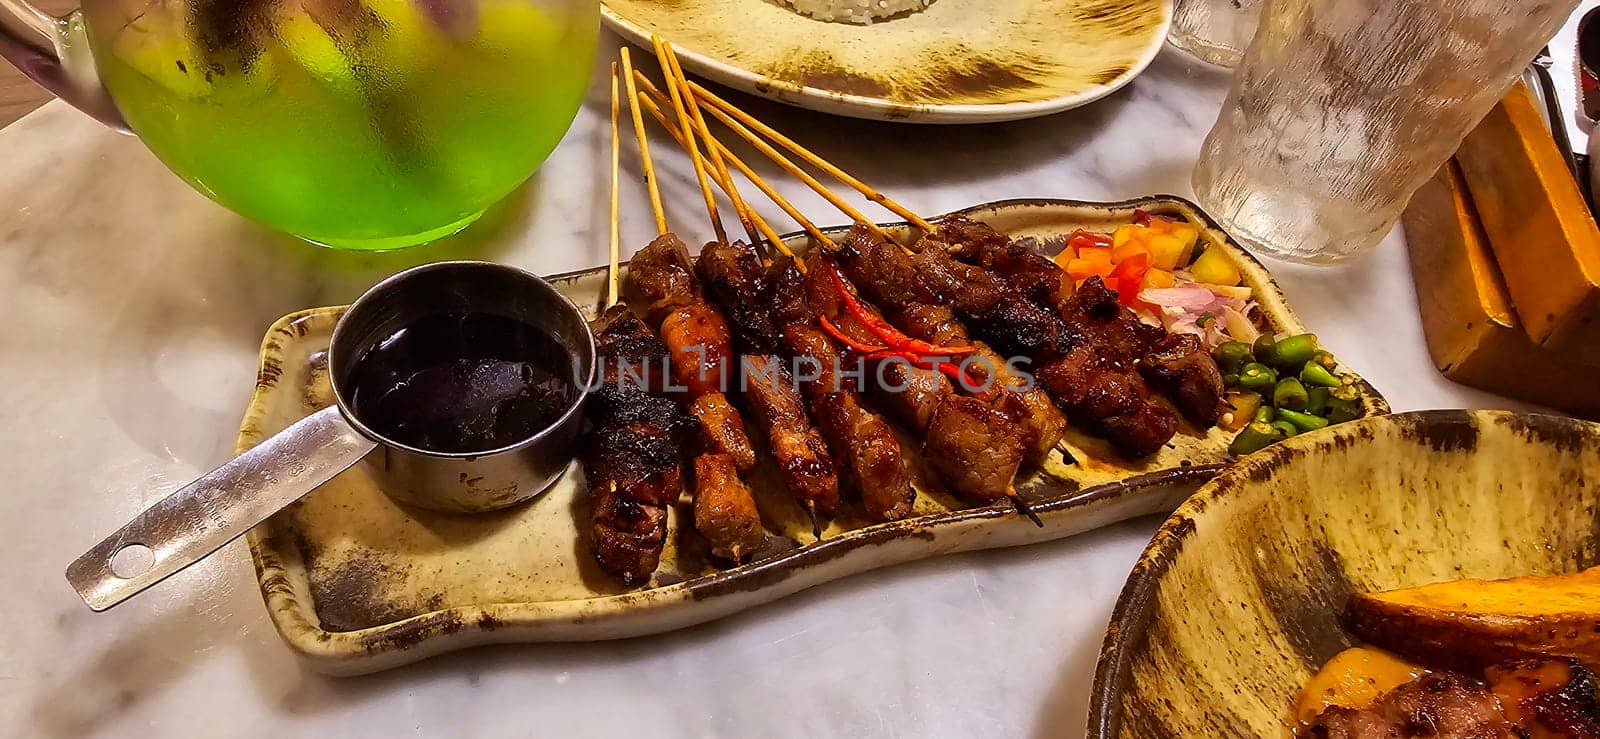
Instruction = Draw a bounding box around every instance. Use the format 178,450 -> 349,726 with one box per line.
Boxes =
65,406 -> 376,611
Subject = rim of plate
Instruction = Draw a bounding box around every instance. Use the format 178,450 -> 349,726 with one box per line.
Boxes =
600,0 -> 1175,124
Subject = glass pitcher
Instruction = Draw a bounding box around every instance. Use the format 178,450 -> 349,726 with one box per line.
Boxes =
0,0 -> 598,249
1192,0 -> 1577,263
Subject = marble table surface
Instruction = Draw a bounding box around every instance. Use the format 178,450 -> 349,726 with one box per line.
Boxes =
0,31 -> 1534,739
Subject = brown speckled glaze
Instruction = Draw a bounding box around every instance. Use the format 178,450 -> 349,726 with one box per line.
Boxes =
1088,410 -> 1600,738
242,197 -> 1387,675
600,0 -> 1170,122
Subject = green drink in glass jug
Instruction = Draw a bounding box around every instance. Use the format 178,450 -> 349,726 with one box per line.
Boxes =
2,0 -> 598,249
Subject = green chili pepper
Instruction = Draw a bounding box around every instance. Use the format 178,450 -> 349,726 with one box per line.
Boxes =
1269,333 -> 1318,368
1229,422 -> 1283,456
1253,405 -> 1276,424
1273,377 -> 1309,410
1238,362 -> 1278,390
1222,373 -> 1240,387
1300,362 -> 1342,388
1327,386 -> 1363,423
1313,350 -> 1338,370
1305,386 -> 1331,416
1277,408 -> 1330,433
1253,334 -> 1280,366
1212,341 -> 1253,372
1271,420 -> 1300,438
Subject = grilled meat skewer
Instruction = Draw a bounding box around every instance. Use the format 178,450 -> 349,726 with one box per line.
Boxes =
829,225 -> 1174,456
802,250 -> 1030,504
629,234 -> 767,561
926,217 -> 1226,427
697,240 -> 842,518
829,226 -> 1066,458
583,306 -> 698,585
834,223 -> 1181,458
631,233 -> 757,469
766,252 -> 916,521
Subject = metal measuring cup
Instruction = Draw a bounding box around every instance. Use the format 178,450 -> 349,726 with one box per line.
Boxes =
65,261 -> 598,611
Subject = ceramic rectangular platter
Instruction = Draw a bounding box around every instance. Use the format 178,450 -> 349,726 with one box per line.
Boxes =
243,197 -> 1389,675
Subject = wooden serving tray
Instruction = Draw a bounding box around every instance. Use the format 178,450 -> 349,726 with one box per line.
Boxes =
242,197 -> 1389,675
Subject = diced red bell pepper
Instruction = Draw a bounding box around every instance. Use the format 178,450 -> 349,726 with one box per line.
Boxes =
1107,253 -> 1150,305
1067,229 -> 1113,252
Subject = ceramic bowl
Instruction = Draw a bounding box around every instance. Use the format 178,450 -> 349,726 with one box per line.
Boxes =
1088,410 -> 1600,737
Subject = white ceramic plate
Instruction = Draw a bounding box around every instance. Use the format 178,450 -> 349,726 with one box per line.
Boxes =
601,0 -> 1172,123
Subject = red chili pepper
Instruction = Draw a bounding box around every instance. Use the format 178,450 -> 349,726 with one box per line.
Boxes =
865,348 -> 980,389
819,315 -> 885,354
820,257 -> 977,357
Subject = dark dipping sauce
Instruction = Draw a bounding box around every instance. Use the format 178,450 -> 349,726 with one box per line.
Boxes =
348,312 -> 576,454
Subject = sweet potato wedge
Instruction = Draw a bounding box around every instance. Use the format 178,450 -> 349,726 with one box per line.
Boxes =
1345,567 -> 1600,671
1292,647 -> 1426,725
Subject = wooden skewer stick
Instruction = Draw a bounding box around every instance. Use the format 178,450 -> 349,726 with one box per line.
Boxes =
653,44 -> 797,270
606,61 -> 623,309
691,97 -> 895,244
689,80 -> 937,233
650,37 -> 726,244
636,90 -> 811,258
658,39 -> 766,255
620,47 -> 667,236
633,75 -> 835,253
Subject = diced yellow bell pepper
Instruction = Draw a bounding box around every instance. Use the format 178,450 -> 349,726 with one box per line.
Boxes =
1146,233 -> 1190,270
1051,246 -> 1076,269
1112,224 -> 1143,249
1190,247 -> 1242,286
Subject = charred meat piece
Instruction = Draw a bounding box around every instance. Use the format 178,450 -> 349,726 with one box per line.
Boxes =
893,302 -> 1065,459
900,223 -> 1176,456
629,233 -> 699,325
784,322 -> 915,521
1141,333 -> 1227,426
691,453 -> 767,561
697,240 -> 783,356
686,393 -> 756,472
922,393 -> 1030,503
740,354 -> 841,515
1036,343 -> 1178,458
835,224 -> 941,307
1306,673 -> 1515,739
1378,673 -> 1515,738
929,217 -> 1074,314
865,358 -> 948,433
707,243 -> 914,520
1487,658 -> 1600,738
1305,705 -> 1404,739
659,302 -> 738,398
1058,276 -> 1167,361
583,307 -> 698,585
